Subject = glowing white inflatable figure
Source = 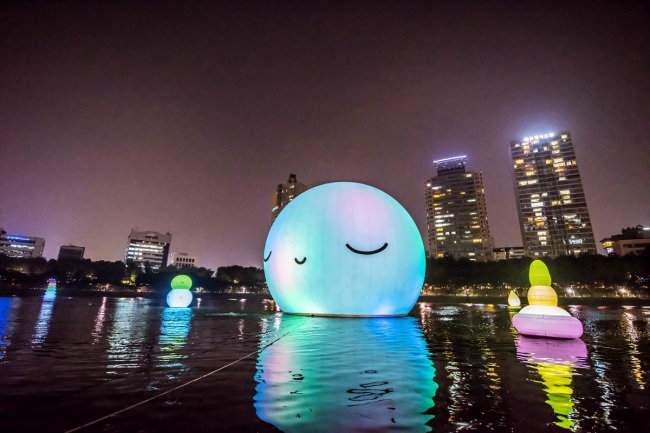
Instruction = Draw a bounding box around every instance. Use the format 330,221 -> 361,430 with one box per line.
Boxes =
512,261 -> 583,339
507,289 -> 521,307
166,275 -> 193,308
263,182 -> 425,316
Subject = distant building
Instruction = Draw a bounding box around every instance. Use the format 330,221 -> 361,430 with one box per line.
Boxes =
510,131 -> 597,257
124,229 -> 172,270
169,252 -> 197,269
600,225 -> 650,256
58,245 -> 85,260
271,173 -> 308,222
0,231 -> 45,258
424,156 -> 494,261
492,246 -> 526,261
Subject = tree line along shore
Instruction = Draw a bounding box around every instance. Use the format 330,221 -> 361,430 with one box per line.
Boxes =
1,251 -> 649,299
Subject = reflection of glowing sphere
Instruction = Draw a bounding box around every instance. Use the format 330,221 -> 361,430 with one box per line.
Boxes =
254,315 -> 436,432
263,182 -> 425,316
158,307 -> 193,367
527,285 -> 558,306
166,288 -> 193,308
170,275 -> 192,290
43,289 -> 57,301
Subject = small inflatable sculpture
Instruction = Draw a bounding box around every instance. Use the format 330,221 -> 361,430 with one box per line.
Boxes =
512,260 -> 583,339
263,182 -> 425,316
166,274 -> 193,308
507,289 -> 521,307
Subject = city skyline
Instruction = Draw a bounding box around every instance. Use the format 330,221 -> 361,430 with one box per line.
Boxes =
1,2 -> 648,270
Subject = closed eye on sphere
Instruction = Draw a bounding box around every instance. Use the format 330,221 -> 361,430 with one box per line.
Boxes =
345,243 -> 388,255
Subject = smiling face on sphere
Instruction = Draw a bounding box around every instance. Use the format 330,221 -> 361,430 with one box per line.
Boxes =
263,182 -> 425,316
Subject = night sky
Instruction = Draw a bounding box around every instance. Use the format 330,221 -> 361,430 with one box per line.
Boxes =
1,1 -> 648,270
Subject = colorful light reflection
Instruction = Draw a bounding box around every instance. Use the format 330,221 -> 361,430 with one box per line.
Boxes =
157,307 -> 192,368
516,336 -> 589,430
254,315 -> 437,432
0,298 -> 17,360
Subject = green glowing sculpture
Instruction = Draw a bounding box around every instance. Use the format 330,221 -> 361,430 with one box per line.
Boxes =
170,274 -> 192,290
529,260 -> 552,287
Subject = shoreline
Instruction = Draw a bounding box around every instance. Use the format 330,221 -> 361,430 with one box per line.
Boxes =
2,287 -> 649,306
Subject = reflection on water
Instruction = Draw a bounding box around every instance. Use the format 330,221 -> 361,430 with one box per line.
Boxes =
622,309 -> 646,390
0,298 -> 17,361
254,314 -> 437,432
31,290 -> 56,346
92,296 -> 107,344
0,297 -> 649,432
516,336 -> 589,430
255,316 -> 437,431
157,307 -> 192,368
107,298 -> 151,373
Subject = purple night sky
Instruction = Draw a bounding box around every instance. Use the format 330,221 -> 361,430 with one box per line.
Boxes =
1,1 -> 648,270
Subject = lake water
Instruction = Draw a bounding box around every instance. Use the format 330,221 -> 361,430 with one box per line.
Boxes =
0,294 -> 648,432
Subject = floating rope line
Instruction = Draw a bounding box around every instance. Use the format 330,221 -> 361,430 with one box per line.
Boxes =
64,324 -> 297,433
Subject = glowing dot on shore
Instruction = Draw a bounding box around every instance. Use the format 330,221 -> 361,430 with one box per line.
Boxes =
263,182 -> 425,316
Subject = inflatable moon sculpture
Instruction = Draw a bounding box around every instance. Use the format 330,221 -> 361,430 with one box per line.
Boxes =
263,182 -> 426,316
166,274 -> 193,308
512,261 -> 583,339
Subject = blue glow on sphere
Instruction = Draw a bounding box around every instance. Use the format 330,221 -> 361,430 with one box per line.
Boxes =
263,182 -> 425,316
166,288 -> 193,308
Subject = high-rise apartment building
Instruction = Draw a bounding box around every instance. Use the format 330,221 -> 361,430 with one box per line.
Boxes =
510,131 -> 597,257
124,229 -> 172,270
0,232 -> 45,258
424,156 -> 493,261
271,173 -> 308,222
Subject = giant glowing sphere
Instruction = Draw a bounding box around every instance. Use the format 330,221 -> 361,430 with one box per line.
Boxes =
170,274 -> 192,290
166,288 -> 193,308
263,182 -> 425,316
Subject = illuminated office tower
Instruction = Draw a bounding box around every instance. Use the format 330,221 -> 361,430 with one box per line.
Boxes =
271,173 -> 308,222
0,232 -> 45,258
510,131 -> 597,257
124,229 -> 172,270
424,156 -> 493,261
169,252 -> 197,269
